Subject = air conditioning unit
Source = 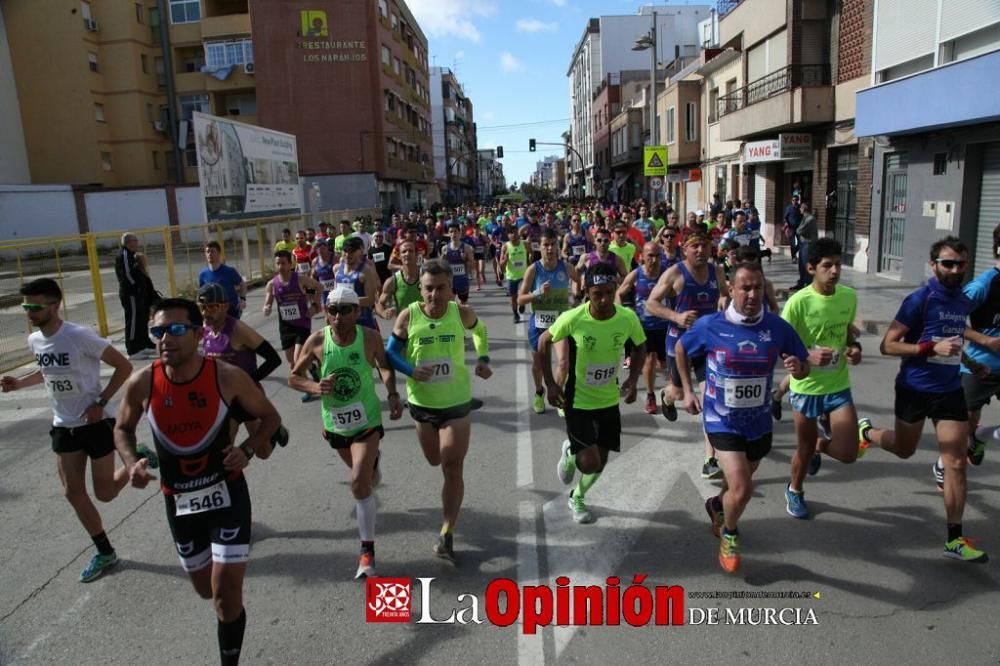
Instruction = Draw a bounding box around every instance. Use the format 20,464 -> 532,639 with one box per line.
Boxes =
243,62 -> 255,75
84,18 -> 99,31
153,120 -> 165,132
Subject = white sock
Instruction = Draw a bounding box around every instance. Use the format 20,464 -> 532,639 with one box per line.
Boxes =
974,425 -> 999,442
356,494 -> 376,543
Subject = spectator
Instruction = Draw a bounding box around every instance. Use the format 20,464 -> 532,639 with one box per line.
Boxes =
199,241 -> 246,320
114,233 -> 158,359
792,202 -> 818,290
783,195 -> 802,259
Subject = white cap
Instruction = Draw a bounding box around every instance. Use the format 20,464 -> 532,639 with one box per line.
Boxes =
327,286 -> 359,306
695,209 -> 705,216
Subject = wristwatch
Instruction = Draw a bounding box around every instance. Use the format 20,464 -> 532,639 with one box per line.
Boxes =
239,442 -> 255,460
95,397 -> 108,407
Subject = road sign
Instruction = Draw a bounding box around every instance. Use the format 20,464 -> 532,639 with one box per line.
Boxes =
643,145 -> 668,177
649,176 -> 663,190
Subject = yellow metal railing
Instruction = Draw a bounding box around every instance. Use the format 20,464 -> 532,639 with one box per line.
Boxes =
0,208 -> 380,372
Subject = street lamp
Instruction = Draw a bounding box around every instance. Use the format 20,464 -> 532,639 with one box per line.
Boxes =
633,10 -> 657,203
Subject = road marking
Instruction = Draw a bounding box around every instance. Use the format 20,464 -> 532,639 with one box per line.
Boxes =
515,334 -> 533,489
18,590 -> 92,661
516,501 -> 545,665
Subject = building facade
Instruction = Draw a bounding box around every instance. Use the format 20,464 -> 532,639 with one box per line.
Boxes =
477,148 -> 505,201
430,67 -> 477,205
856,0 -> 1000,281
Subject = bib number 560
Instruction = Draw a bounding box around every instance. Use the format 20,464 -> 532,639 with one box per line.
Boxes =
732,384 -> 761,401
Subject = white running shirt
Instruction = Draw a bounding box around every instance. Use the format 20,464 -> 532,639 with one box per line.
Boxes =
28,321 -> 116,427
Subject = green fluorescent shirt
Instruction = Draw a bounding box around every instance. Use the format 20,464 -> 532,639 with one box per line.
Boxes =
405,301 -> 471,409
781,284 -> 857,395
548,304 -> 646,410
320,326 -> 382,435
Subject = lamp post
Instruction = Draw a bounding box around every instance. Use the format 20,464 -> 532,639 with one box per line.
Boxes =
632,9 -> 657,204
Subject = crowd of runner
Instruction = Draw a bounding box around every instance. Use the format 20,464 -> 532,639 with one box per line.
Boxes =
4,199 -> 998,664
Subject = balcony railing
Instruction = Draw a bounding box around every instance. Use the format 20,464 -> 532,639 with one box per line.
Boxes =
717,0 -> 743,16
717,64 -> 830,119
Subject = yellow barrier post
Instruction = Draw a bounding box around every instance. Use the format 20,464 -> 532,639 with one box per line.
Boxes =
256,221 -> 266,280
162,226 -> 177,297
85,234 -> 110,337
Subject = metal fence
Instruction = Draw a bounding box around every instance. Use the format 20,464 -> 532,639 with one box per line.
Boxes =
717,64 -> 831,120
0,208 -> 379,372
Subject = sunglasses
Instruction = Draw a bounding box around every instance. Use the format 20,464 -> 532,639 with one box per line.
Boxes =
327,305 -> 358,316
935,259 -> 967,269
197,302 -> 225,310
150,323 -> 199,339
21,302 -> 54,312
594,238 -> 610,244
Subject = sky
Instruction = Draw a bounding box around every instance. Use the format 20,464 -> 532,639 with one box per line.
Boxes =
406,0 -> 706,186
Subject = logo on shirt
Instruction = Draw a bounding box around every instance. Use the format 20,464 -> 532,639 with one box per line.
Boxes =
332,367 -> 362,400
758,330 -> 772,342
35,352 -> 70,367
583,335 -> 597,351
737,341 -> 758,354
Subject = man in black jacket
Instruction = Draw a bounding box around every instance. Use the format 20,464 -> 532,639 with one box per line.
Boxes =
114,234 -> 156,359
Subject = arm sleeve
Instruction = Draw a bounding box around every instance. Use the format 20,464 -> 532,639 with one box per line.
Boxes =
467,318 -> 489,357
385,334 -> 414,376
250,340 -> 282,383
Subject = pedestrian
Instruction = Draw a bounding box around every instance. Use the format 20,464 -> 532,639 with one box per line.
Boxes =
792,202 -> 817,290
115,233 -> 157,359
783,195 -> 802,259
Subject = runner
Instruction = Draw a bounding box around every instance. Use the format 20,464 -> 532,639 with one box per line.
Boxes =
499,228 -> 531,323
464,219 -> 488,292
367,229 -> 394,287
609,222 -> 638,270
562,213 -> 592,268
858,236 -> 987,562
617,241 -> 669,414
385,259 -> 492,563
312,239 -> 338,306
376,240 -> 423,320
198,283 -> 288,458
540,262 -> 646,524
335,237 -> 380,330
778,238 -> 865,519
292,231 -> 313,275
289,286 -> 403,579
576,227 -> 627,288
676,262 -> 809,572
1,278 -> 147,583
273,228 -> 296,254
114,297 -> 282,666
518,229 -> 579,414
442,222 -> 476,304
645,232 -> 728,479
929,223 -> 1000,487
263,251 -> 323,401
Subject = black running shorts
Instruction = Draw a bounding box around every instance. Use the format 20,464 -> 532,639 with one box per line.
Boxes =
894,385 -> 968,424
50,418 -> 116,459
164,475 -> 252,572
565,405 -> 622,454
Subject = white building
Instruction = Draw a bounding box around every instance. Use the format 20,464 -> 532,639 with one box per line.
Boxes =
477,149 -> 505,200
567,4 -> 711,197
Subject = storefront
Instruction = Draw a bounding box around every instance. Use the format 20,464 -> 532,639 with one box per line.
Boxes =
743,133 -> 814,246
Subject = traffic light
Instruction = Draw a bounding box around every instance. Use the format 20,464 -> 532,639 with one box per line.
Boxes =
529,139 -> 536,152
496,146 -> 504,159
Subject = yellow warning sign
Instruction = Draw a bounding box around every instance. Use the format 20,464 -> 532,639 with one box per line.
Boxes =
644,146 -> 668,177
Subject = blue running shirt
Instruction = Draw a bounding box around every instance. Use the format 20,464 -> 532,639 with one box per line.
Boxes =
893,278 -> 970,392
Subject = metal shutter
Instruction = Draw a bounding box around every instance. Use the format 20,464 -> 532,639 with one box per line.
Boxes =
874,0 -> 936,71
940,0 -> 1000,42
974,143 -> 1000,274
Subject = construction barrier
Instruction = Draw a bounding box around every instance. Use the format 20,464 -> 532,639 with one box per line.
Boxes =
0,208 -> 380,372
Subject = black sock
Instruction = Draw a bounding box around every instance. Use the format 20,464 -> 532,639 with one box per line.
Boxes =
218,608 -> 246,666
361,541 -> 374,556
535,389 -> 544,396
947,523 -> 962,542
92,531 -> 114,556
722,526 -> 739,537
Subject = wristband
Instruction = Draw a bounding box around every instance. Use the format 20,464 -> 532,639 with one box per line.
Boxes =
239,442 -> 255,460
917,340 -> 936,357
848,341 -> 862,352
533,287 -> 544,298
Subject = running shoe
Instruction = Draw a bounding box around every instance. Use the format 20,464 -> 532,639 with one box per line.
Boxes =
660,390 -> 677,421
557,408 -> 565,418
557,439 -> 576,485
533,393 -> 545,414
136,444 -> 159,470
943,536 -> 988,563
434,533 -> 457,564
622,356 -> 631,370
932,460 -> 944,491
968,436 -> 986,466
857,417 -> 873,458
704,496 -> 724,538
719,532 -> 741,573
513,313 -> 521,324
271,424 -> 290,448
355,551 -> 376,579
784,485 -> 810,519
373,451 -> 382,488
568,491 -> 594,524
79,551 -> 118,583
770,391 -> 782,421
807,452 -> 822,476
644,393 -> 657,415
701,456 -> 722,480
518,305 -> 526,315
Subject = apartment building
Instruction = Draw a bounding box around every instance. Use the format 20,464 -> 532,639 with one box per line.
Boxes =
856,0 -> 1000,281
430,67 -> 478,205
657,58 -> 703,213
477,149 -> 505,201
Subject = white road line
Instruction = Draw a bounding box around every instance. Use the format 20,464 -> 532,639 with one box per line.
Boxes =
18,590 -> 92,661
515,335 -> 533,489
516,501 -> 545,666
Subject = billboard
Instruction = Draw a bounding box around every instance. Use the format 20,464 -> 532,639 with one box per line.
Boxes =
192,112 -> 301,221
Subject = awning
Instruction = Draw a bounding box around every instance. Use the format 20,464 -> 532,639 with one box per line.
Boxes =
613,173 -> 630,189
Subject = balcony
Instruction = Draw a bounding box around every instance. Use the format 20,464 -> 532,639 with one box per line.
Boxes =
610,146 -> 643,168
200,13 -> 250,39
717,64 -> 832,141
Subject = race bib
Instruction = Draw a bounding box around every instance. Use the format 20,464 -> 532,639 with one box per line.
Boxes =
321,279 -> 337,292
278,303 -> 301,320
572,245 -> 586,257
371,252 -> 385,263
512,259 -> 526,270
331,401 -> 367,433
928,336 -> 962,365
45,376 -> 81,400
296,262 -> 310,274
585,363 -> 618,387
452,264 -> 466,276
723,376 -> 767,408
813,346 -> 842,371
174,480 -> 231,517
534,311 -> 558,330
419,357 -> 453,383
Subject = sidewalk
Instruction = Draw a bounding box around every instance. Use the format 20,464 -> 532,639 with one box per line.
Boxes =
764,247 -> 918,335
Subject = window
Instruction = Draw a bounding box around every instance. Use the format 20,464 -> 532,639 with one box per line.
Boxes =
152,151 -> 160,169
179,93 -> 210,120
101,151 -> 113,171
708,87 -> 718,123
81,1 -> 92,20
224,93 -> 256,116
393,57 -> 401,75
146,103 -> 154,121
381,45 -> 391,66
391,14 -> 398,31
136,3 -> 143,23
95,103 -> 106,122
685,102 -> 697,142
666,107 -> 675,144
169,0 -> 200,24
88,52 -> 98,72
141,54 -> 149,74
155,56 -> 165,89
204,40 -> 253,67
181,52 -> 205,72
378,0 -> 387,18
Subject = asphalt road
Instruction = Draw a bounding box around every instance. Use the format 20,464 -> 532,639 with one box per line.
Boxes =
1,268 -> 998,665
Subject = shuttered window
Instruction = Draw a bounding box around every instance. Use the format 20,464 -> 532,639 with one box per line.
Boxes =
974,143 -> 1000,274
874,0 -> 936,71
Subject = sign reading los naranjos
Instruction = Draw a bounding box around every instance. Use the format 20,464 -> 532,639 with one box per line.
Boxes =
296,10 -> 367,63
